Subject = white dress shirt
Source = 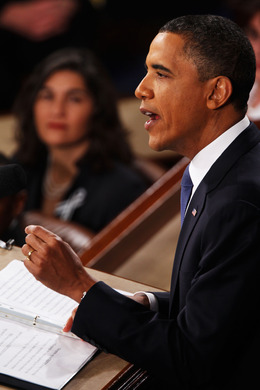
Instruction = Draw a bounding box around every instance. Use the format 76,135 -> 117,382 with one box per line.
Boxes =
189,116 -> 250,196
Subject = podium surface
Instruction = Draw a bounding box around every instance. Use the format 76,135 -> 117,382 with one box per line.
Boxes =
0,246 -> 163,390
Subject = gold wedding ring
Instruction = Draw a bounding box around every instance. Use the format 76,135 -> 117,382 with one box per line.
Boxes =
26,249 -> 35,261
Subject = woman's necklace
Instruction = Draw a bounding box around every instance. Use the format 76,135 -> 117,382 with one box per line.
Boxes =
43,170 -> 72,200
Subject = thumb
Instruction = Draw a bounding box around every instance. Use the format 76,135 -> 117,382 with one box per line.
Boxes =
63,306 -> 78,332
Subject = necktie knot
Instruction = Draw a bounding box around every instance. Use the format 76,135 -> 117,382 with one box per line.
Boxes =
180,165 -> 193,225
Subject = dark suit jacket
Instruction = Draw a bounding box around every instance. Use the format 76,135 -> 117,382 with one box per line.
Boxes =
72,122 -> 260,389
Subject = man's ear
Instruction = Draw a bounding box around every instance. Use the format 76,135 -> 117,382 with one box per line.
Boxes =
207,76 -> 233,109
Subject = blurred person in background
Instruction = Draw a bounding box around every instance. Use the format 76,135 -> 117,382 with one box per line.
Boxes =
12,48 -> 148,234
0,153 -> 26,247
228,0 -> 260,125
0,0 -> 229,112
0,0 -> 97,112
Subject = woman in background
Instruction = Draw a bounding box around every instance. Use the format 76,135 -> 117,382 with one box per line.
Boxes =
228,0 -> 260,124
12,48 -> 148,233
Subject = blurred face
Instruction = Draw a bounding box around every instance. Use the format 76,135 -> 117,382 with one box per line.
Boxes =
135,32 -> 211,158
246,11 -> 260,82
34,70 -> 93,148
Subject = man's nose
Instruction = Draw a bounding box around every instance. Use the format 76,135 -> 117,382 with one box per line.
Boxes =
135,75 -> 153,100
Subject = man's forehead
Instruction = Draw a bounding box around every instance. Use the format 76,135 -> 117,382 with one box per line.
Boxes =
146,32 -> 185,68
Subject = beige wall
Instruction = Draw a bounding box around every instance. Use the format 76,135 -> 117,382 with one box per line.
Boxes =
0,115 -> 17,157
118,97 -> 173,160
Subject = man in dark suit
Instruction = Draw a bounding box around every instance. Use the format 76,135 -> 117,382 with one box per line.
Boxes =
22,14 -> 260,389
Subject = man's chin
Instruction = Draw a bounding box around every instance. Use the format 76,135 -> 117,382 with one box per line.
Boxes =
148,138 -> 166,152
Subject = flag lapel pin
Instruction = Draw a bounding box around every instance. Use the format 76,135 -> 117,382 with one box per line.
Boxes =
192,208 -> 197,217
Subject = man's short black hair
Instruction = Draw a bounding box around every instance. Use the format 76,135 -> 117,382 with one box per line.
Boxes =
160,14 -> 256,113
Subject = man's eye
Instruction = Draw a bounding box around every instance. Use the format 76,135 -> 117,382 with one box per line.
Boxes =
157,72 -> 166,78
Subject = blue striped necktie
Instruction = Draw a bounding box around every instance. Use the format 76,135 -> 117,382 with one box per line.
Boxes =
180,165 -> 193,225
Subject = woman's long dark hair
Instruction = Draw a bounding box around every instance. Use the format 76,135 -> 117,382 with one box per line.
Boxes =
13,47 -> 134,171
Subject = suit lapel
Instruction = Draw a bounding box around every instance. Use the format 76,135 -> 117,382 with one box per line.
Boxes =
169,122 -> 260,314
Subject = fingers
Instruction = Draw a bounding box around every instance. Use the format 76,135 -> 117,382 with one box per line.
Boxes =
22,237 -> 44,266
22,225 -> 58,272
22,224 -> 97,302
63,307 -> 78,332
25,225 -> 57,241
63,317 -> 73,333
26,248 -> 35,261
23,225 -> 57,256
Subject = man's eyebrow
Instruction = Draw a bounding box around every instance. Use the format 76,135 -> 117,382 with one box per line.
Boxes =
144,62 -> 173,75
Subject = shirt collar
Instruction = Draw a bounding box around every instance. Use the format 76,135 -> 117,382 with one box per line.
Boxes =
189,116 -> 250,192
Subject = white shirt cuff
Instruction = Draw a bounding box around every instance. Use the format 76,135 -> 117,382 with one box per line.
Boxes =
133,291 -> 159,312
